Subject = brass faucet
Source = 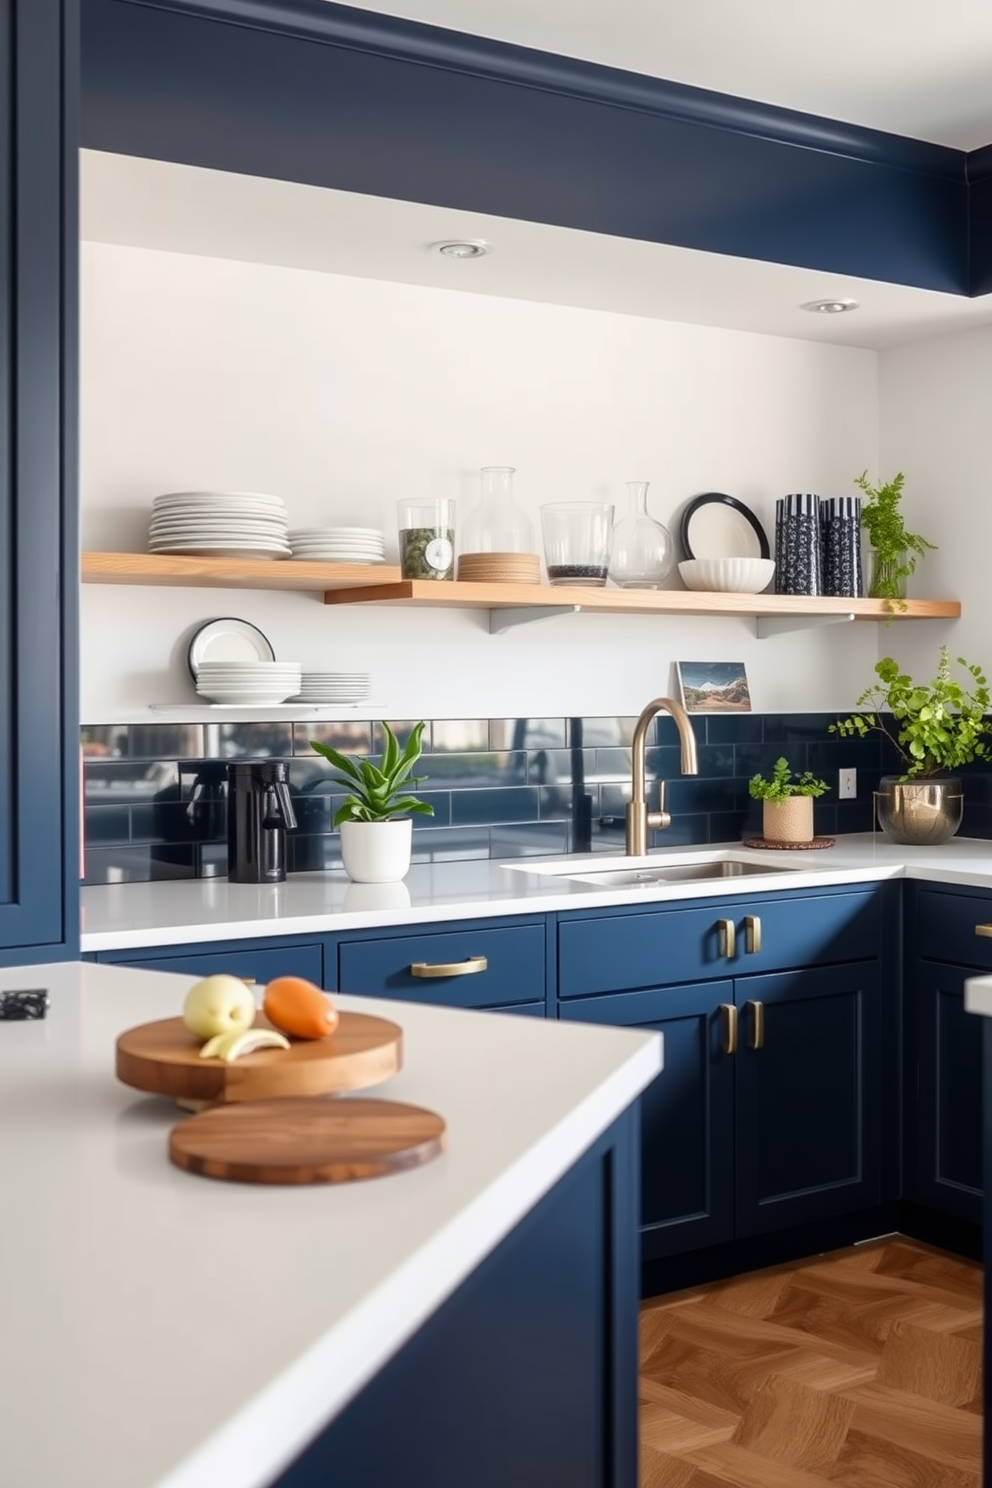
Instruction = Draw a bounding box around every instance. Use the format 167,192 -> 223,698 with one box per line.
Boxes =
626,697 -> 699,856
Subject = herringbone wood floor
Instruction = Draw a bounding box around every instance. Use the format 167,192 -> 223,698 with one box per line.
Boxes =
639,1237 -> 984,1487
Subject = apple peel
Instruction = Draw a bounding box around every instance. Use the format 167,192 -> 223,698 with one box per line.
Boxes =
198,1028 -> 291,1062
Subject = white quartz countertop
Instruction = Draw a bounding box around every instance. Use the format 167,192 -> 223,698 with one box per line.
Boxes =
0,961 -> 659,1488
80,834 -> 992,951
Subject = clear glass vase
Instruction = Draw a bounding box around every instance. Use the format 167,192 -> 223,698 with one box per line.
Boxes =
868,549 -> 908,600
460,466 -> 537,555
608,481 -> 673,589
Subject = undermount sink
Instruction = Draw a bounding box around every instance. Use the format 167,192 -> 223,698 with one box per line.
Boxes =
500,850 -> 804,889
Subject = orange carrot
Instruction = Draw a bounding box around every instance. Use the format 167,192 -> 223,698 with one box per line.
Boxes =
263,976 -> 339,1040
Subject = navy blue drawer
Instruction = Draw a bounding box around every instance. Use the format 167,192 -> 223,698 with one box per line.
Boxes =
558,889 -> 880,998
918,888 -> 992,971
339,923 -> 545,1009
98,943 -> 324,986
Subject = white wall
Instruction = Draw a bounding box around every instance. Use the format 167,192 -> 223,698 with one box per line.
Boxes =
879,324 -> 991,686
80,240 -> 881,722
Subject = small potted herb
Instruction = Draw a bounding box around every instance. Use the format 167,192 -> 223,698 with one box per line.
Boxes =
855,470 -> 936,602
310,720 -> 433,882
748,757 -> 829,844
831,647 -> 991,844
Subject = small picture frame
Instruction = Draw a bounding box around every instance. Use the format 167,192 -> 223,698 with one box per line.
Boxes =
676,660 -> 751,713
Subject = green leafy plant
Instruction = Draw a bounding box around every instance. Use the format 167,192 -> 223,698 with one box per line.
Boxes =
748,757 -> 829,802
831,647 -> 991,779
855,470 -> 936,603
310,720 -> 435,825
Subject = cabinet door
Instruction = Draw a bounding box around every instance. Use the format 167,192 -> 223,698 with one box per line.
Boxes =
100,942 -> 324,988
0,0 -> 76,960
734,962 -> 881,1237
338,922 -> 545,1010
561,982 -> 735,1259
908,961 -> 983,1222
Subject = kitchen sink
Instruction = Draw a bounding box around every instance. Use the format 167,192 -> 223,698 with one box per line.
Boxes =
500,850 -> 806,889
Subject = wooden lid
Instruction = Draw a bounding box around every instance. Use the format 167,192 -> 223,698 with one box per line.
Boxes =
169,1096 -> 447,1184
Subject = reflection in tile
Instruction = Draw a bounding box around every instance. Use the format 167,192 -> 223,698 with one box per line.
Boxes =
490,823 -> 569,857
299,721 -> 372,757
82,844 -> 196,885
411,827 -> 490,863
372,720 -> 432,753
206,722 -> 293,758
80,726 -> 127,759
666,777 -> 741,815
492,718 -> 567,751
571,717 -> 637,748
537,785 -> 577,822
289,834 -> 343,872
129,724 -> 204,760
646,814 -> 708,849
706,715 -> 763,744
709,810 -> 751,844
84,804 -> 130,845
84,759 -> 179,804
526,748 -> 575,787
431,719 -> 490,753
131,801 -> 210,845
451,787 -> 540,826
420,752 -> 526,786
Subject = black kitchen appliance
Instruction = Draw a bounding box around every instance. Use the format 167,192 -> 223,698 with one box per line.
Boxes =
227,761 -> 297,883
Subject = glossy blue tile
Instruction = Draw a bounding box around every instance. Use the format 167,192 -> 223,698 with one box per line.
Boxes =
570,717 -> 638,748
490,823 -> 569,857
289,834 -> 343,872
537,785 -> 578,822
647,814 -> 708,849
299,721 -> 372,757
82,844 -> 196,885
84,804 -> 130,845
129,723 -> 204,760
665,777 -> 741,815
131,801 -> 217,845
837,800 -> 877,834
708,810 -> 750,844
526,748 -> 579,786
420,752 -> 526,786
84,759 -> 179,805
410,827 -> 490,863
706,715 -> 763,745
373,720 -> 434,754
451,786 -> 540,826
430,719 -> 490,752
493,718 -> 567,750
206,722 -> 293,758
81,725 -> 127,758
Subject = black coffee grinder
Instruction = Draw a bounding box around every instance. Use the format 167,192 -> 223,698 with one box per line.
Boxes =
226,761 -> 297,883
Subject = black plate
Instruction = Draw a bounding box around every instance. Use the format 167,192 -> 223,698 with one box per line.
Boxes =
680,492 -> 771,561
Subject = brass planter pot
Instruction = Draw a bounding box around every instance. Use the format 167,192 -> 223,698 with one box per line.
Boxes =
874,775 -> 963,846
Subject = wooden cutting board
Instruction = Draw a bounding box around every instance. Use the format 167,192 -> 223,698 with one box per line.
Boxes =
116,1011 -> 402,1105
169,1096 -> 447,1184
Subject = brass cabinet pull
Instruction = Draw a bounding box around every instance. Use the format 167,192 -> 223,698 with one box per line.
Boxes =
716,918 -> 736,959
747,999 -> 766,1050
410,955 -> 489,978
744,915 -> 762,955
976,925 -> 992,939
720,1003 -> 738,1055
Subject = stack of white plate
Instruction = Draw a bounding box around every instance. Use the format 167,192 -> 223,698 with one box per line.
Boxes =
149,492 -> 291,559
196,661 -> 303,705
291,672 -> 371,704
288,527 -> 385,563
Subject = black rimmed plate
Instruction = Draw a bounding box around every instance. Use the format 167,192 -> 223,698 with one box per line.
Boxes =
680,493 -> 770,561
186,617 -> 277,682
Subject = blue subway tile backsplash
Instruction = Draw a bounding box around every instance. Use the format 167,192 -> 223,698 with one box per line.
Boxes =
79,710 -> 933,885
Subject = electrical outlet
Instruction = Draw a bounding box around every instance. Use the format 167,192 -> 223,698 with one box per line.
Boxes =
838,767 -> 857,800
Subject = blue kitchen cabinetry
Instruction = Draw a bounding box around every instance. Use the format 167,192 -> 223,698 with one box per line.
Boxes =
905,884 -> 991,1224
0,0 -> 77,964
560,886 -> 887,1260
95,937 -> 325,988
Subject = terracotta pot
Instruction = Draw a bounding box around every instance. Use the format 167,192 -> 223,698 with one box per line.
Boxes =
762,796 -> 814,844
339,818 -> 413,883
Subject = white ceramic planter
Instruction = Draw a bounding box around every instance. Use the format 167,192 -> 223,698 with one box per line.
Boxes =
340,818 -> 413,883
762,796 -> 814,844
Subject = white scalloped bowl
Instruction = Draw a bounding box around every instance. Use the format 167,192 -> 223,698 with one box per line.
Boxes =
678,557 -> 776,594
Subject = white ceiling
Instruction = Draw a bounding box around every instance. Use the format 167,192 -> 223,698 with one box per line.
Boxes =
335,0 -> 992,150
80,151 -> 992,352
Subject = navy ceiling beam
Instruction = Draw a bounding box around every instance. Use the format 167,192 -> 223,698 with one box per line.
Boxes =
82,0 -> 990,297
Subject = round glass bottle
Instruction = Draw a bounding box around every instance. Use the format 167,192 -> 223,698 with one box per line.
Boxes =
608,480 -> 673,589
460,466 -> 537,555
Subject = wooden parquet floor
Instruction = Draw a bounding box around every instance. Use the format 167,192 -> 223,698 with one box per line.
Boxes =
639,1237 -> 984,1488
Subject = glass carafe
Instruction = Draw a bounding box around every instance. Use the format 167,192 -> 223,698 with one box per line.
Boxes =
608,481 -> 673,589
460,466 -> 537,554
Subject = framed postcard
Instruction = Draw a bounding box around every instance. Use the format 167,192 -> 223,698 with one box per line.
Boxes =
676,660 -> 751,713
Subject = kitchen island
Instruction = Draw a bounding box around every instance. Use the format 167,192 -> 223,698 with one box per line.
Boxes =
0,961 -> 659,1488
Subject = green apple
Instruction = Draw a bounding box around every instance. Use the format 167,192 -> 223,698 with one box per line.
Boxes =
182,974 -> 257,1039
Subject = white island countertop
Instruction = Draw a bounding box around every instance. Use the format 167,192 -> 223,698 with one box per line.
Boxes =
81,833 -> 992,952
0,961 -> 660,1488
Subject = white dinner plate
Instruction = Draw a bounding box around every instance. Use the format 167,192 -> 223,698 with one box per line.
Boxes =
150,543 -> 292,558
186,617 -> 279,679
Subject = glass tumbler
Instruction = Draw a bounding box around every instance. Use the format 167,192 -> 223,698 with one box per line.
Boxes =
540,502 -> 614,586
397,497 -> 455,581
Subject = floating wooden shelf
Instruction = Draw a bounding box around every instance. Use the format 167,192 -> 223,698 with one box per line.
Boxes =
80,554 -> 961,636
81,550 -> 400,592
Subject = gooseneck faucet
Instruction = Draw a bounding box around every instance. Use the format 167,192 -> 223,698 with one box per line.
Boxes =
626,697 -> 699,856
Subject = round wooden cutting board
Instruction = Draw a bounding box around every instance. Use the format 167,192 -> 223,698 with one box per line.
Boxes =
116,1012 -> 402,1104
169,1096 -> 447,1184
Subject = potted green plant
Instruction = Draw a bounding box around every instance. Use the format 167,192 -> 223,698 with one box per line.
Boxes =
855,470 -> 936,602
831,647 -> 991,844
748,757 -> 829,844
310,720 -> 433,882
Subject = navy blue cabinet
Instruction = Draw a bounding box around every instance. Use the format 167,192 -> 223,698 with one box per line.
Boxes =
908,961 -> 983,1223
560,887 -> 885,1258
96,939 -> 325,988
0,0 -> 77,963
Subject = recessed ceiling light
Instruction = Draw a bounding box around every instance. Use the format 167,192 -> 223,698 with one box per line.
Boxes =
431,239 -> 493,260
800,297 -> 860,315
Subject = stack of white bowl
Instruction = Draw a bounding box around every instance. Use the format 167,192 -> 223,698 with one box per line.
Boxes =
292,672 -> 371,704
288,527 -> 385,563
196,661 -> 303,706
149,492 -> 291,558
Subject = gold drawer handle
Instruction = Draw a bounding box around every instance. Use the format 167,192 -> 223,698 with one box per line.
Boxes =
976,925 -> 992,939
746,999 -> 766,1050
744,915 -> 762,955
410,955 -> 489,979
717,918 -> 736,960
720,1003 -> 738,1055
